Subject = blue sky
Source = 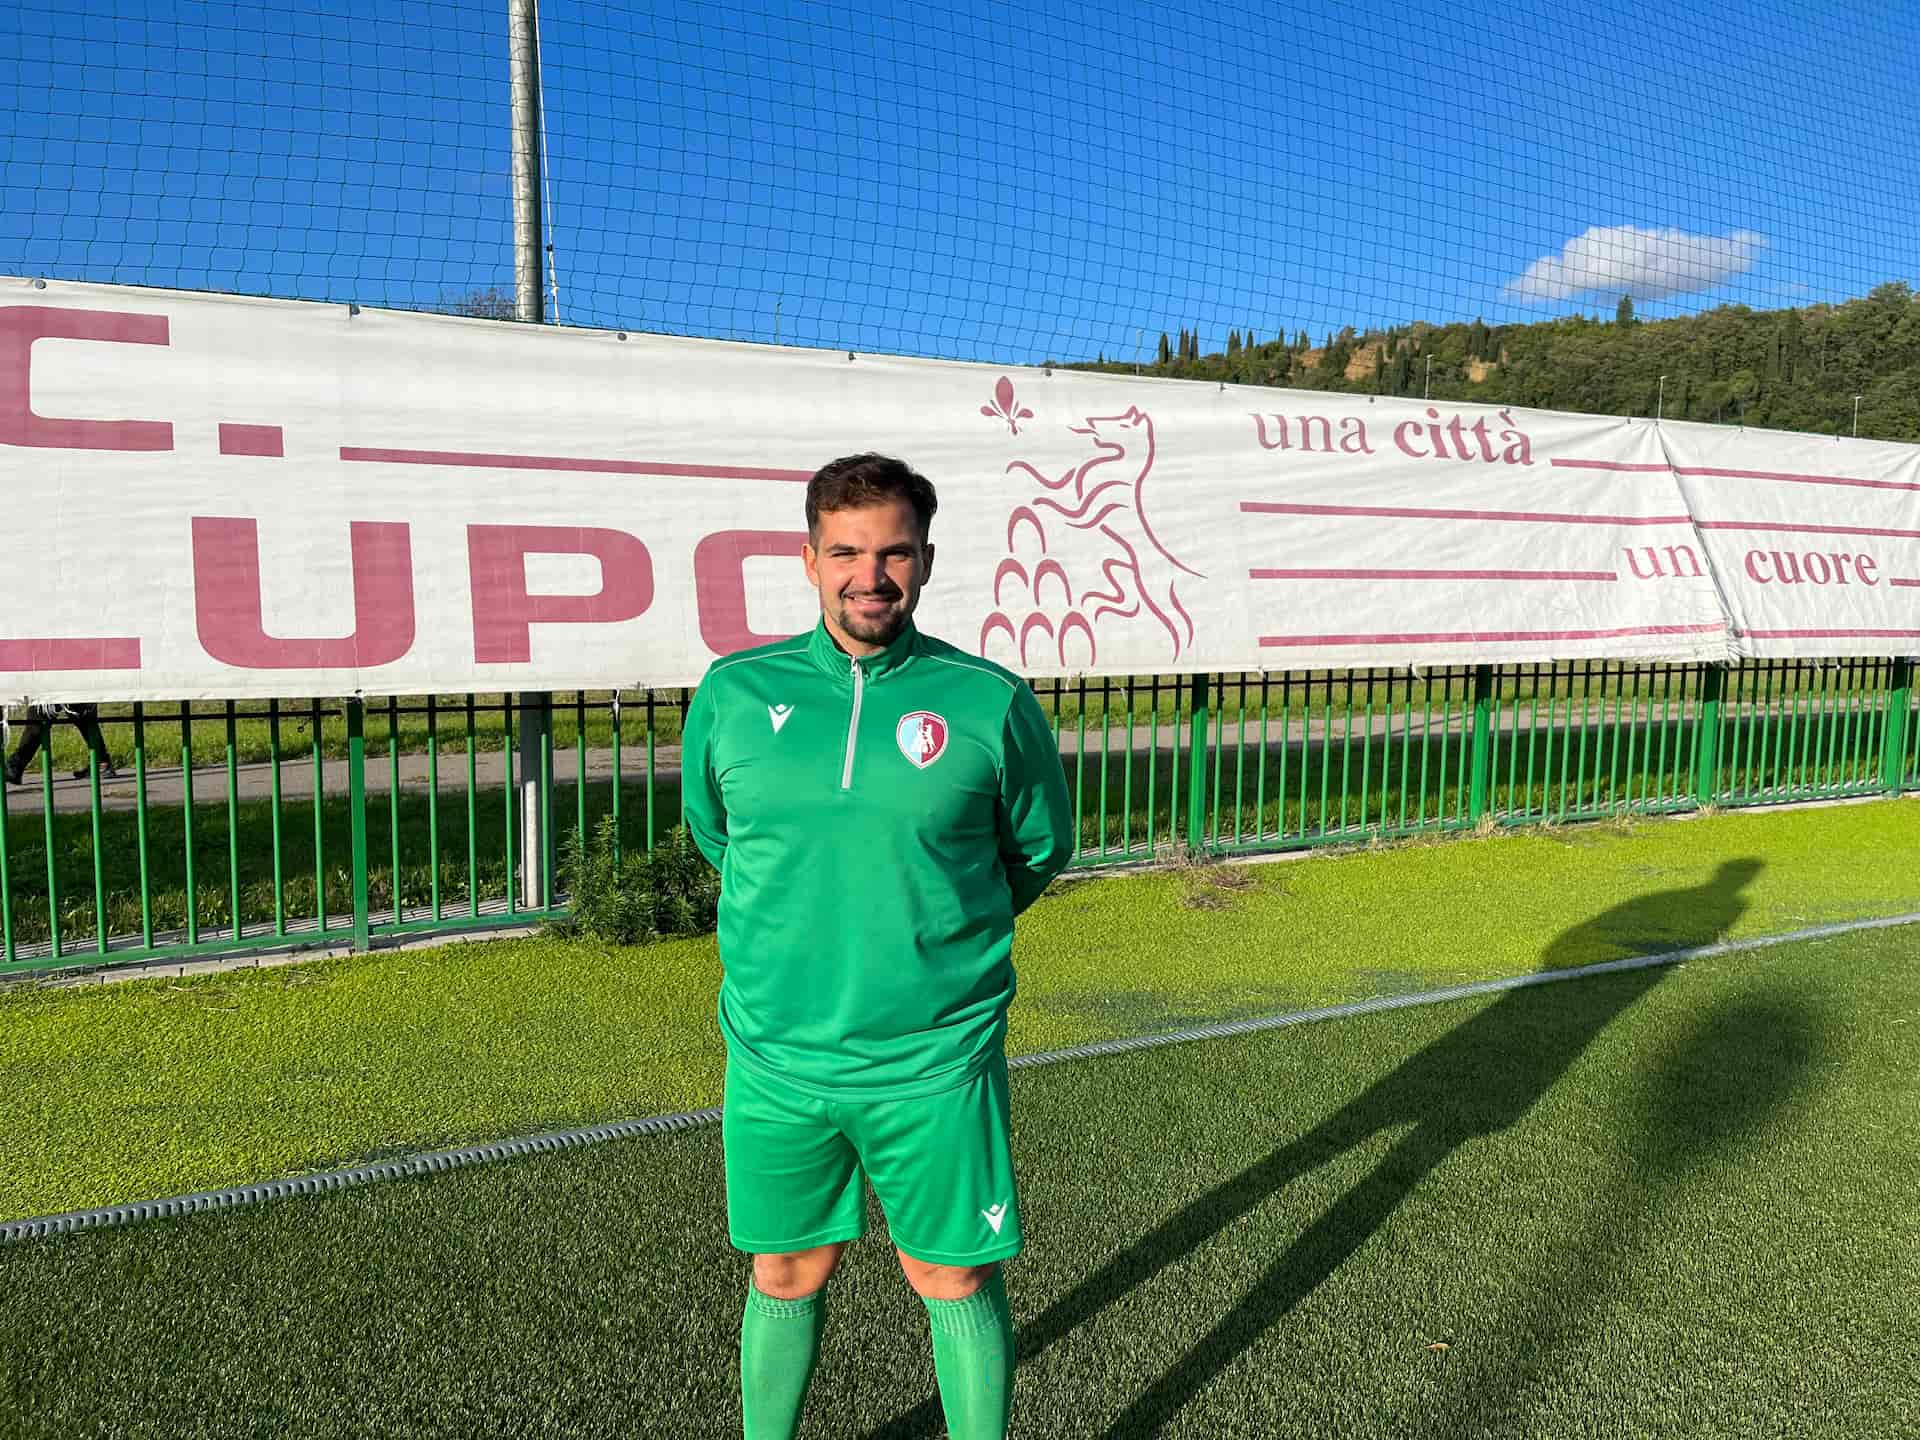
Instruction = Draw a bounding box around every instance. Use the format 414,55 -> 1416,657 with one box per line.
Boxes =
5,0 -> 1918,363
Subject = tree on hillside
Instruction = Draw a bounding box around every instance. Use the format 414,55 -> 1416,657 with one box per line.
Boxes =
439,285 -> 518,320
1319,331 -> 1354,377
1616,294 -> 1636,327
1158,332 -> 1171,365
1228,329 -> 1241,355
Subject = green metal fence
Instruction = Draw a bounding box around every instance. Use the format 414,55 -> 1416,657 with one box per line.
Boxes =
2,659 -> 1915,977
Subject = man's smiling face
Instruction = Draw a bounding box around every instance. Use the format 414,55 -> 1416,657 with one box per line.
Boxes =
802,497 -> 935,656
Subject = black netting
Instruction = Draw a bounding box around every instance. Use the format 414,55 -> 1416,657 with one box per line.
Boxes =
7,0 -> 1918,378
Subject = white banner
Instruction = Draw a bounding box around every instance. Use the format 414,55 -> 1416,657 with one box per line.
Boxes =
2,279 -> 1914,701
1660,421 -> 1920,658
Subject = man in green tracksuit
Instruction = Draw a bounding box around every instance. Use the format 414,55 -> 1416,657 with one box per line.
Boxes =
681,452 -> 1075,1439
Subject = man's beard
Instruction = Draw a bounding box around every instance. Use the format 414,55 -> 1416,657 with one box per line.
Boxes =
835,591 -> 912,645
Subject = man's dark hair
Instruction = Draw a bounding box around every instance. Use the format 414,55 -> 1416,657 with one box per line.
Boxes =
806,453 -> 938,541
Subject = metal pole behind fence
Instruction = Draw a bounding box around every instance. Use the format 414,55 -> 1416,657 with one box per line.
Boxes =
510,0 -> 550,908
510,0 -> 545,329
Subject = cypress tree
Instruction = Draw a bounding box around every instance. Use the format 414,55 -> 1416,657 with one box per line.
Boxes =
1390,344 -> 1412,394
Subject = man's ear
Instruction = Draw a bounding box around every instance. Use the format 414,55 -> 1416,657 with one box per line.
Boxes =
920,541 -> 936,583
802,541 -> 820,587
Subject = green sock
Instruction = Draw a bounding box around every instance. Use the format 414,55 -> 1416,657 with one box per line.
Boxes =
923,1270 -> 1016,1440
740,1285 -> 825,1440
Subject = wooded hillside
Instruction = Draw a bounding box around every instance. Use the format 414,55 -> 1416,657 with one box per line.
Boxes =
1074,283 -> 1920,440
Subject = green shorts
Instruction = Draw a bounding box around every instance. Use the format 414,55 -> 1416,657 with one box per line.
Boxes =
722,1050 -> 1022,1266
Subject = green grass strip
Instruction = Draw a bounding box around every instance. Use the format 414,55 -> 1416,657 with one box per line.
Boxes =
2,924 -> 1913,1437
2,799 -> 1917,1224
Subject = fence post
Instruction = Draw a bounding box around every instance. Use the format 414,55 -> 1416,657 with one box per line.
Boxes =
1693,663 -> 1725,806
1186,672 -> 1211,853
517,696 -> 550,909
346,698 -> 370,952
1468,665 -> 1495,823
509,2 -> 554,911
1886,658 -> 1914,794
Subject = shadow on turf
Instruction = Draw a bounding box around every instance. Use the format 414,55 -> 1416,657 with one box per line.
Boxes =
863,857 -> 1767,1439
1415,974 -> 1824,1436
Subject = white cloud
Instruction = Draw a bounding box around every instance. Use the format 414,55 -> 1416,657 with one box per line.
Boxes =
1505,225 -> 1766,303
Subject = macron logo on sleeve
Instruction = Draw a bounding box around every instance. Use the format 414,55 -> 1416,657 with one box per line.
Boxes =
768,704 -> 794,734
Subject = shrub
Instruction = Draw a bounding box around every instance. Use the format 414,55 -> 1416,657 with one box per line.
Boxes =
554,817 -> 720,945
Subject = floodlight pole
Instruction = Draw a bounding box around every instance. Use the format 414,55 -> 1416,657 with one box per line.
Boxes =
510,0 -> 545,330
1657,374 -> 1665,422
510,0 -> 551,909
1853,395 -> 1862,437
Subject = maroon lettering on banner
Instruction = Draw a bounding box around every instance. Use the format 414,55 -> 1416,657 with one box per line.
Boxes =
1622,544 -> 1705,581
192,517 -> 415,669
219,423 -> 284,457
0,306 -> 173,451
0,637 -> 142,671
1671,464 -> 1920,495
692,529 -> 806,655
1259,623 -> 1725,647
467,524 -> 654,664
1241,501 -> 1689,527
1741,547 -> 1882,587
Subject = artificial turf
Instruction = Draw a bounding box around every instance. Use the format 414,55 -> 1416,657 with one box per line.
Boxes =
2,798 -> 1918,1224
2,923 -> 1914,1438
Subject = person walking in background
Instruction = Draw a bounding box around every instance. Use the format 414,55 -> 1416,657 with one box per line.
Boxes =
681,453 -> 1075,1439
5,703 -> 118,783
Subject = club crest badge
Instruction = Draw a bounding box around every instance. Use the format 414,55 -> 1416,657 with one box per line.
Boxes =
896,711 -> 949,769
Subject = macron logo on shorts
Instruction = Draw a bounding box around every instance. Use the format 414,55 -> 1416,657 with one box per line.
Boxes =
981,1201 -> 1008,1235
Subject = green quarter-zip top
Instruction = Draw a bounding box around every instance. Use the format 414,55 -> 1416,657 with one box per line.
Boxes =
681,619 -> 1075,1100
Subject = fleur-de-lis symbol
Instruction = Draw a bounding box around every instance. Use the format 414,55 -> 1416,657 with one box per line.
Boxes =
980,375 -> 1035,436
